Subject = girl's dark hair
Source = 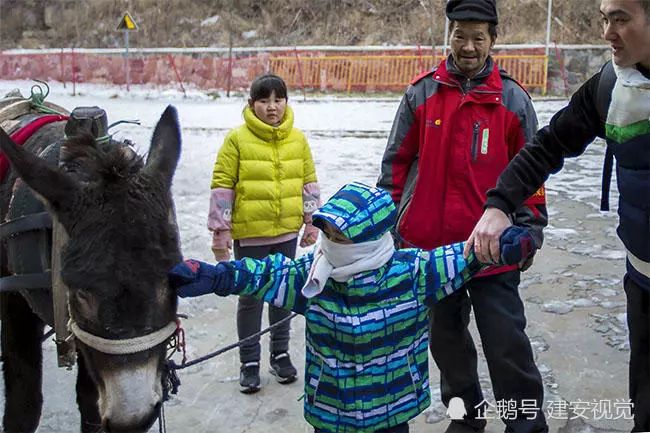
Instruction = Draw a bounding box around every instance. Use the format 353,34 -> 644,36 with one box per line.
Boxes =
249,74 -> 288,102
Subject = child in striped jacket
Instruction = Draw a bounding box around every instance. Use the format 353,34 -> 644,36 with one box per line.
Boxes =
169,182 -> 535,433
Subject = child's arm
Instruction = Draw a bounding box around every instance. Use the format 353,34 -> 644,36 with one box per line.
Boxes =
169,253 -> 313,315
422,226 -> 535,304
422,242 -> 483,304
208,188 -> 233,261
208,133 -> 239,260
300,182 -> 321,247
300,136 -> 320,247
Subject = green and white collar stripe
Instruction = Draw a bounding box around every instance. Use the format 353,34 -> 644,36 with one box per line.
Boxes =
605,64 -> 650,144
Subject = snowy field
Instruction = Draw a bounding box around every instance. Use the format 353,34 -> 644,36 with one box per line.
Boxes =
0,80 -> 630,433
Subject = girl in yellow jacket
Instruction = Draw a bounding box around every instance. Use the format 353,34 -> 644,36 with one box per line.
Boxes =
208,74 -> 320,394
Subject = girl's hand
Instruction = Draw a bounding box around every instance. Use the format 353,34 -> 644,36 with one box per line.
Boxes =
300,223 -> 319,247
212,247 -> 231,262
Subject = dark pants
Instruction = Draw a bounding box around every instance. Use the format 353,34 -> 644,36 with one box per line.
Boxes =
315,422 -> 408,433
624,275 -> 650,432
429,271 -> 548,433
234,238 -> 296,364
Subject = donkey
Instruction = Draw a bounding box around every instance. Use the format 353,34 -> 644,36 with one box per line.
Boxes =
0,105 -> 182,433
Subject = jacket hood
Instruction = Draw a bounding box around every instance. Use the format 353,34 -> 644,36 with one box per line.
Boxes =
243,105 -> 294,141
312,182 -> 396,243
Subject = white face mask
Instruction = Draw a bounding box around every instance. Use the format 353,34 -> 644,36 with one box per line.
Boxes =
301,232 -> 396,298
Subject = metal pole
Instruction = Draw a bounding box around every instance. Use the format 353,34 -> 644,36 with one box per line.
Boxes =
545,0 -> 553,58
124,30 -> 130,92
441,0 -> 451,58
442,14 -> 450,58
226,29 -> 233,98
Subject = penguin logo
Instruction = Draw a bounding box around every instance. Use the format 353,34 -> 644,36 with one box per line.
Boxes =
446,397 -> 467,420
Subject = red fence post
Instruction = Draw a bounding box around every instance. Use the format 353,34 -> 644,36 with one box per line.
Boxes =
59,48 -> 66,88
71,47 -> 76,96
416,44 -> 425,72
553,42 -> 569,97
167,54 -> 187,97
293,48 -> 307,101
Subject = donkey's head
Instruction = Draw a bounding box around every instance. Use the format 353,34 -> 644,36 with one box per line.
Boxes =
0,105 -> 182,432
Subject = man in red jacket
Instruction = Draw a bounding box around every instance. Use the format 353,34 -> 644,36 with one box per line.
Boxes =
377,1 -> 548,432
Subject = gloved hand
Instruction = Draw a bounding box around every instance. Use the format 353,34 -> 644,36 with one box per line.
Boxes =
300,223 -> 319,247
169,259 -> 226,298
499,226 -> 535,266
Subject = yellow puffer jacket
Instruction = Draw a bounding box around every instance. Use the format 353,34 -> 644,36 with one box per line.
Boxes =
211,105 -> 318,240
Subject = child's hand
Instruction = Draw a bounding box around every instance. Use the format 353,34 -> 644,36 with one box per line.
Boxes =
499,226 -> 535,265
300,223 -> 319,247
212,247 -> 231,262
211,230 -> 232,261
169,259 -> 222,298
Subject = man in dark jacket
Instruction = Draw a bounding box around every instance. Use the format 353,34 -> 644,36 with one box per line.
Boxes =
467,0 -> 650,431
377,0 -> 548,432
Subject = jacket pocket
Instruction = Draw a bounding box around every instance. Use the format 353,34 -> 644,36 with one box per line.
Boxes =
471,121 -> 480,161
406,349 -> 425,398
305,354 -> 325,405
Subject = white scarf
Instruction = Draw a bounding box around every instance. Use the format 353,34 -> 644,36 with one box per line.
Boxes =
607,63 -> 650,130
301,232 -> 395,298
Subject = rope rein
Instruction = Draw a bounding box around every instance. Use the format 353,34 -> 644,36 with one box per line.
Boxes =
158,312 -> 298,432
28,80 -> 67,116
162,312 -> 298,393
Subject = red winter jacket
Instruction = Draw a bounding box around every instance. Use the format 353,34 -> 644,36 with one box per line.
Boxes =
378,56 -> 547,275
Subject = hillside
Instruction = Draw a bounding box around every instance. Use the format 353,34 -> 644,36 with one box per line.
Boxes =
1,0 -> 604,50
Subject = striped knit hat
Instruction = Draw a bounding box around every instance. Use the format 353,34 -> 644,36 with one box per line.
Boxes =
312,182 -> 396,243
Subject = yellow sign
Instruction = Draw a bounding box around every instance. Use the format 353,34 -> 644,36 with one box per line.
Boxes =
116,12 -> 138,31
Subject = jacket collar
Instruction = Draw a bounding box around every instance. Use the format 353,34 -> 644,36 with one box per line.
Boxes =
243,105 -> 294,141
436,55 -> 502,93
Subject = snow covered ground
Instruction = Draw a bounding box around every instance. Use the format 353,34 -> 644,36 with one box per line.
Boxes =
0,80 -> 631,432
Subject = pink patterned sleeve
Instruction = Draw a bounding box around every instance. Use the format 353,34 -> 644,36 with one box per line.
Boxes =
207,188 -> 234,232
302,182 -> 321,223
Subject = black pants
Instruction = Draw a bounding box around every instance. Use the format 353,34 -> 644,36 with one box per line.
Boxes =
429,271 -> 548,433
624,275 -> 650,432
234,238 -> 296,364
315,422 -> 408,433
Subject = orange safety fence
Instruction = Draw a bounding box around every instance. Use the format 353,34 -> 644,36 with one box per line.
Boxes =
269,54 -> 548,94
0,51 -> 548,94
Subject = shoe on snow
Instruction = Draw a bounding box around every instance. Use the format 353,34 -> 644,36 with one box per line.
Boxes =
239,361 -> 261,394
269,352 -> 297,384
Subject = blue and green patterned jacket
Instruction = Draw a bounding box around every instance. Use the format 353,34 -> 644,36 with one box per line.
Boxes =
213,183 -> 482,432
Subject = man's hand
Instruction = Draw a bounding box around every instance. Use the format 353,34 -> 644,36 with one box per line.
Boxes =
465,207 -> 512,263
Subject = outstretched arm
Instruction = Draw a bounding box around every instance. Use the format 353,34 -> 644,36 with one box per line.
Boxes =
427,227 -> 535,304
169,254 -> 312,315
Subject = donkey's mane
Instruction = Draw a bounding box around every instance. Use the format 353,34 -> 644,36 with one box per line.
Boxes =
62,133 -> 144,182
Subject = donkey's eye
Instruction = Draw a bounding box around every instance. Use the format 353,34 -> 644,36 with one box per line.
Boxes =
73,291 -> 95,314
61,161 -> 81,173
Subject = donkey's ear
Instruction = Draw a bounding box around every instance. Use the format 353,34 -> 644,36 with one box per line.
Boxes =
144,105 -> 181,185
0,128 -> 79,212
